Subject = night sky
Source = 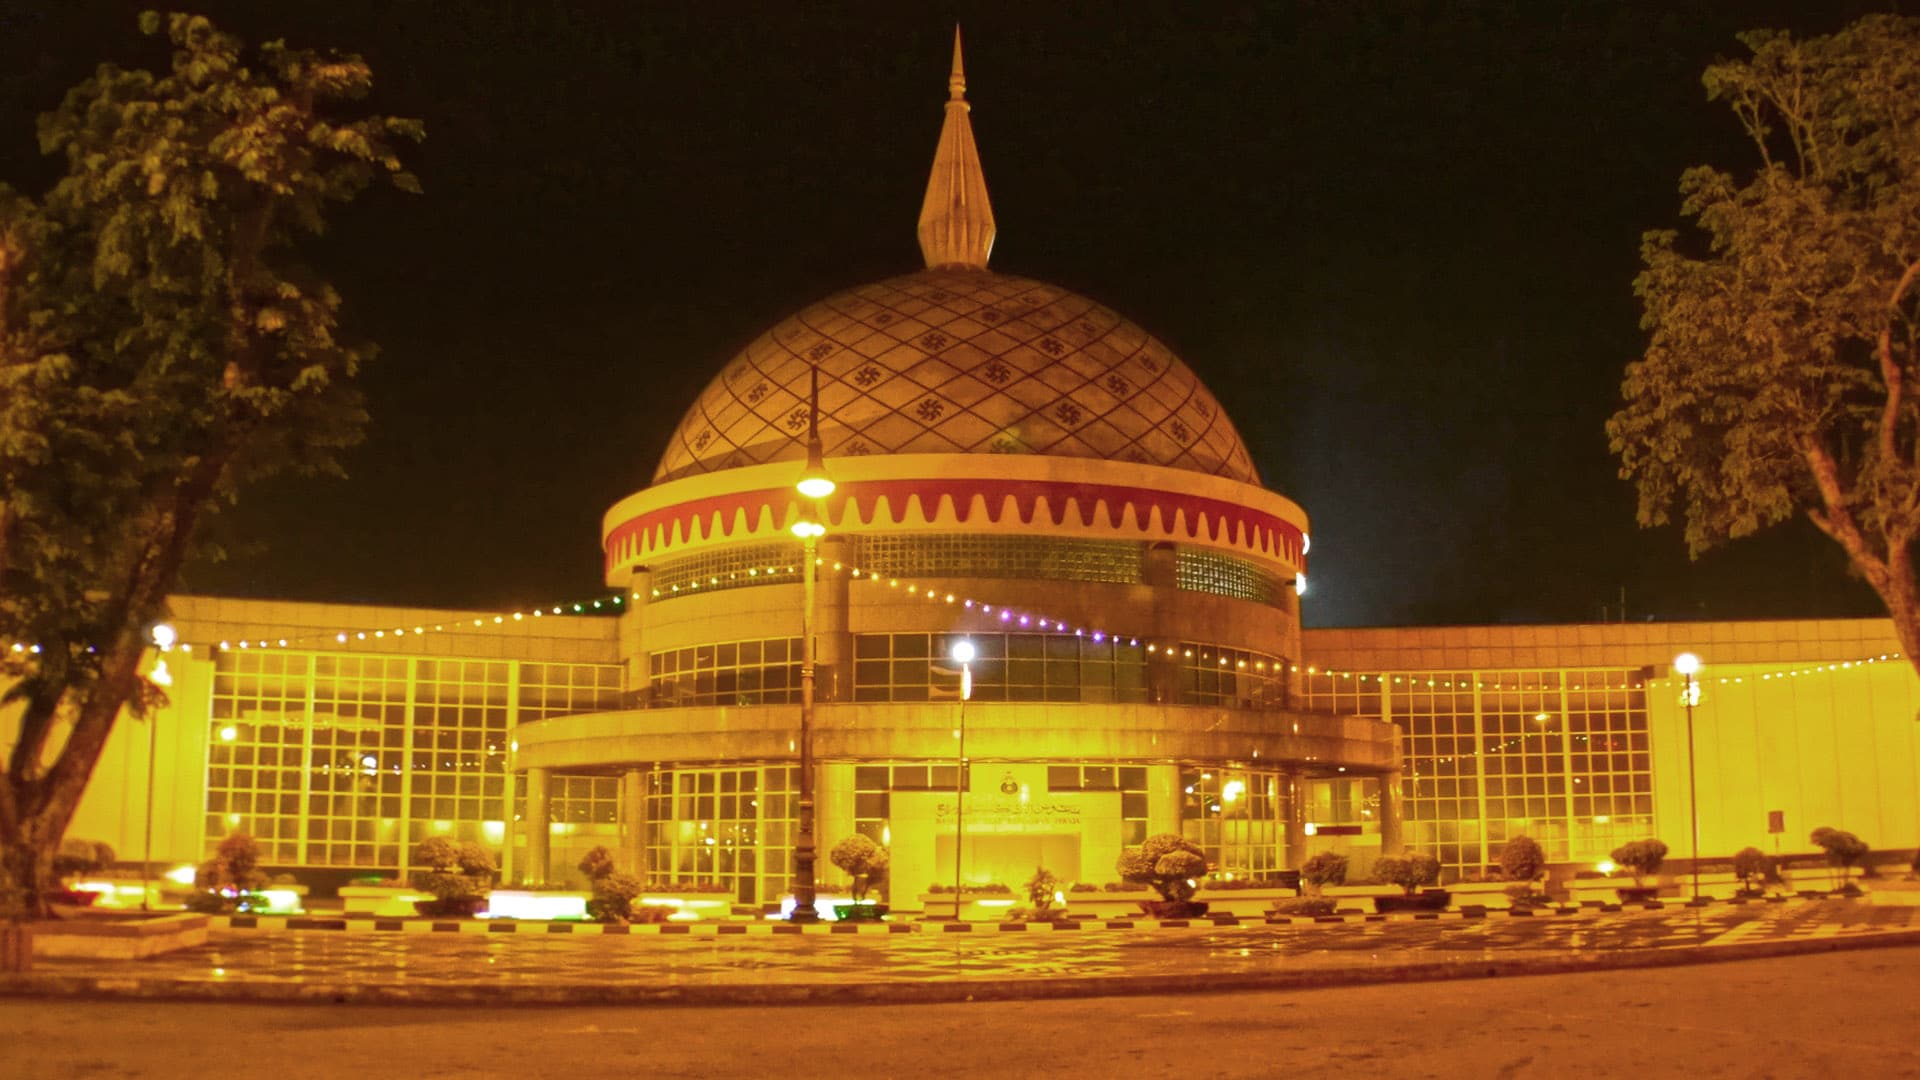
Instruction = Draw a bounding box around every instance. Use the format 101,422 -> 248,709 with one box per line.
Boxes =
0,1 -> 1902,628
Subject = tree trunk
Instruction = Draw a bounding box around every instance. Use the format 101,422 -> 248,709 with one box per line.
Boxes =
0,813 -> 57,923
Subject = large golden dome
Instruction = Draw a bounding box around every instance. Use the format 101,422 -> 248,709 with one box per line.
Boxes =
654,30 -> 1259,488
653,267 -> 1258,485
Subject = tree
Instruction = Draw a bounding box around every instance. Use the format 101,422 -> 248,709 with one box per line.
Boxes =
1372,852 -> 1441,896
1610,839 -> 1669,888
1810,826 -> 1870,886
829,834 -> 890,902
1115,833 -> 1208,902
0,12 -> 419,921
1608,16 -> 1920,666
1499,834 -> 1546,886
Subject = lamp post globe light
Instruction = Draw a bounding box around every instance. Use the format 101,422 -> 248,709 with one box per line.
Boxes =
787,363 -> 832,923
1674,652 -> 1702,900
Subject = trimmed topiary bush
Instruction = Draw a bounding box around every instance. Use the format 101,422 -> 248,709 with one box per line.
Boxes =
1610,839 -> 1668,888
1731,846 -> 1776,895
1300,851 -> 1348,896
1810,827 -> 1870,888
51,838 -> 114,880
1373,852 -> 1442,896
186,833 -> 269,913
830,835 -> 889,901
1499,835 -> 1546,886
410,837 -> 495,915
1115,834 -> 1208,902
577,845 -> 641,922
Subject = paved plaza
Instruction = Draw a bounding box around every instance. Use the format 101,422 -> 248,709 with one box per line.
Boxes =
7,897 -> 1919,1005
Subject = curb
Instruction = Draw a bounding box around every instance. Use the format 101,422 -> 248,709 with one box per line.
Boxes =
4,928 -> 1917,1007
205,894 -> 1814,936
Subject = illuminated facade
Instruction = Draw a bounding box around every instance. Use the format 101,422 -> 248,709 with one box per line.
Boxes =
13,40 -> 1920,904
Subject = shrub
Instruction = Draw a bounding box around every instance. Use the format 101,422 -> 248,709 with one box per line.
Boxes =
1373,852 -> 1442,896
1268,896 -> 1336,917
1810,828 -> 1870,885
187,833 -> 269,913
410,838 -> 495,904
926,882 -> 1011,895
628,903 -> 672,924
829,835 -> 890,901
52,838 -> 115,879
1115,834 -> 1208,902
587,872 -> 643,923
1300,852 -> 1348,895
1024,867 -> 1063,916
578,846 -> 617,883
1068,882 -> 1100,894
1499,835 -> 1546,886
1610,839 -> 1669,886
1731,847 -> 1776,894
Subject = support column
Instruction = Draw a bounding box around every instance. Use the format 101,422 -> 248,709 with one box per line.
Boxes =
1377,770 -> 1403,853
1145,764 -> 1181,838
1143,543 -> 1181,704
623,568 -> 651,705
818,534 -> 852,702
622,767 -> 649,878
525,767 -> 552,885
1283,768 -> 1309,870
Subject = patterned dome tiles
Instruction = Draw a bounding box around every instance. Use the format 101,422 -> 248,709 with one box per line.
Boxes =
655,269 -> 1258,485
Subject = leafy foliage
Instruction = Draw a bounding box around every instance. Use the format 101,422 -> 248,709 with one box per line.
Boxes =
1610,839 -> 1669,886
1115,833 -> 1208,902
1300,851 -> 1348,894
1499,835 -> 1546,884
577,846 -> 617,883
409,838 -> 494,904
1732,846 -> 1777,893
1810,827 -> 1870,884
0,12 -> 419,920
51,838 -> 113,879
587,872 -> 643,923
1608,16 -> 1920,669
829,835 -> 889,901
1023,866 -> 1062,916
1267,896 -> 1337,918
1373,852 -> 1442,896
186,831 -> 266,912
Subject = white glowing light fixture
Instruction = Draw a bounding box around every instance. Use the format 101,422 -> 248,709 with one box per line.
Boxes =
218,725 -> 238,742
164,864 -> 197,886
1221,779 -> 1246,804
1597,859 -> 1618,876
1301,534 -> 1311,555
1294,574 -> 1308,596
796,467 -> 835,500
1674,652 -> 1701,676
949,639 -> 976,664
147,658 -> 173,688
1303,822 -> 1318,836
790,519 -> 826,539
150,623 -> 177,651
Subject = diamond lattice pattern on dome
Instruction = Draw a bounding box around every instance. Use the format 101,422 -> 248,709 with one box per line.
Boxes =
655,269 -> 1258,485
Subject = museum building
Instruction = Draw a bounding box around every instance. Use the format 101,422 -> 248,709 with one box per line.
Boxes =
13,42 -> 1920,907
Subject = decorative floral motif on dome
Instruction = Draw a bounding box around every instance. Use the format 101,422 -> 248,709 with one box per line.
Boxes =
653,268 -> 1260,485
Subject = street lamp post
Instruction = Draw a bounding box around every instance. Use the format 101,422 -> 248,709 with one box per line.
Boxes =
1674,651 -> 1702,901
788,364 -> 834,923
144,623 -> 177,912
948,639 -> 974,909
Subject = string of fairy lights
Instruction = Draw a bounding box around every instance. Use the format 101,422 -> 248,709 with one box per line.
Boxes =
3,546 -> 1909,697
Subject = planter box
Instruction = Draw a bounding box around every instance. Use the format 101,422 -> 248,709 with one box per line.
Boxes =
919,889 -> 1306,921
30,912 -> 209,960
340,884 -> 432,917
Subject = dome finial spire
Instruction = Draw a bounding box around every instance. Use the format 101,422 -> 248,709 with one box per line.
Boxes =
948,23 -> 967,100
917,24 -> 995,270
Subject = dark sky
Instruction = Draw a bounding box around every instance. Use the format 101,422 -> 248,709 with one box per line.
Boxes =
0,1 -> 1902,627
